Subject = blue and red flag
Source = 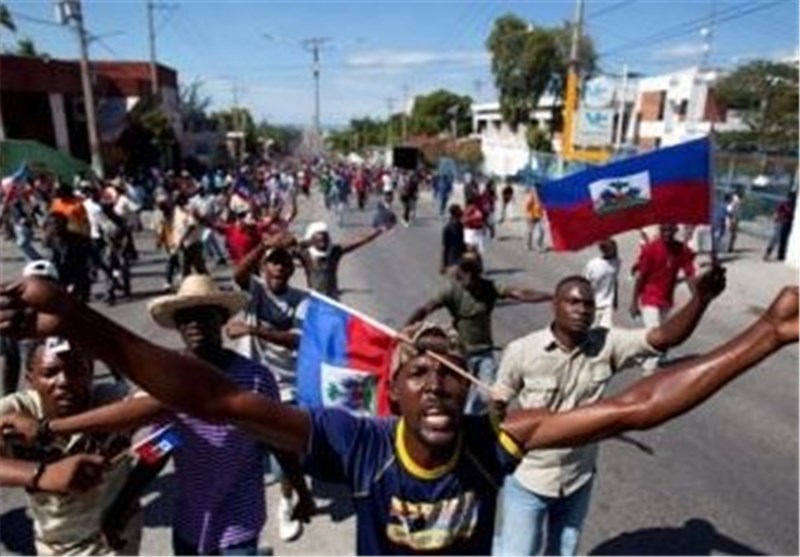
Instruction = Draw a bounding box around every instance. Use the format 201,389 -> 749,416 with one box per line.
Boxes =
297,292 -> 397,416
538,137 -> 712,251
133,425 -> 181,465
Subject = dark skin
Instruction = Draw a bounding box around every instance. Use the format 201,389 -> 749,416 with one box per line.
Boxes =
553,264 -> 725,352
0,278 -> 797,484
406,258 -> 552,326
1,301 -> 316,523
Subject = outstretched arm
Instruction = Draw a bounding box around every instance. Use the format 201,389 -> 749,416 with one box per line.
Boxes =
0,279 -> 312,455
501,287 -> 798,451
502,285 -> 553,304
341,228 -> 384,255
406,299 -> 444,326
646,265 -> 725,352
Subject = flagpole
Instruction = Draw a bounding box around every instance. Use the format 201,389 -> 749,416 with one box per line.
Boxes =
708,129 -> 719,266
305,290 -> 495,394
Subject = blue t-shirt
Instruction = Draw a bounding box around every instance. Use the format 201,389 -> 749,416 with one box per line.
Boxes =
305,408 -> 521,555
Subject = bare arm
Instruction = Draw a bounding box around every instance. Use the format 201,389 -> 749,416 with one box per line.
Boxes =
233,242 -> 268,289
341,228 -> 383,255
502,286 -> 553,304
502,287 -> 798,451
0,279 -> 312,455
646,265 -> 725,352
50,395 -> 168,436
405,299 -> 445,326
0,453 -> 105,493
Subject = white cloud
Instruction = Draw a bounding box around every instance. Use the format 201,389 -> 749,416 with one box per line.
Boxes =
651,42 -> 707,61
346,49 -> 489,70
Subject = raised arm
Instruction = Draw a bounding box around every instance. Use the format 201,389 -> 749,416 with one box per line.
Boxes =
341,228 -> 384,255
501,287 -> 798,451
501,285 -> 553,304
646,265 -> 725,352
0,279 -> 312,455
233,241 -> 268,289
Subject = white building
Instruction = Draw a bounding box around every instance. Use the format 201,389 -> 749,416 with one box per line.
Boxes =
631,66 -> 746,149
471,94 -> 560,178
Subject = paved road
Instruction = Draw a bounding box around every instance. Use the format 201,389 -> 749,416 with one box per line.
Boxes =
1,188 -> 797,555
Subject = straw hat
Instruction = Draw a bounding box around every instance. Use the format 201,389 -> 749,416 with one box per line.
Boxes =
148,274 -> 249,329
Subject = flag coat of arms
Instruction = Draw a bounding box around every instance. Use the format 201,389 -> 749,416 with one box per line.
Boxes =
537,137 -> 712,251
297,292 -> 397,416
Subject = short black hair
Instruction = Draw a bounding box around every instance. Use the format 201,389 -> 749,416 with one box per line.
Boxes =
555,275 -> 592,297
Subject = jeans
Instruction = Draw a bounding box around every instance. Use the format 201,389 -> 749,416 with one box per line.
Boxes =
464,350 -> 496,415
172,533 -> 260,556
203,228 -> 228,263
13,223 -> 41,262
493,475 -> 594,556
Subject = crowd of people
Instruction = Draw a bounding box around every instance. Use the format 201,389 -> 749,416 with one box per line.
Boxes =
0,155 -> 797,557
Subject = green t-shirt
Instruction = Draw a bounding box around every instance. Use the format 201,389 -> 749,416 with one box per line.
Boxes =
434,276 -> 504,353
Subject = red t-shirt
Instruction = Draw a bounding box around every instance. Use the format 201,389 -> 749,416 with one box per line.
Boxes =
219,223 -> 259,264
636,238 -> 695,308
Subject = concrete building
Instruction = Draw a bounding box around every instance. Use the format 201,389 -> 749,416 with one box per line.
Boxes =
631,66 -> 746,149
0,55 -> 181,166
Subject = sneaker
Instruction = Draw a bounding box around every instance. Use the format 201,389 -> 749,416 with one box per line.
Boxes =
278,496 -> 301,542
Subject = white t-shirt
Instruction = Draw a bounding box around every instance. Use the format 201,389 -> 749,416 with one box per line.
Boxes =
583,256 -> 620,309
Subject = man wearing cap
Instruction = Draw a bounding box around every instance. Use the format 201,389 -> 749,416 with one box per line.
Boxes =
406,250 -> 552,415
0,274 -> 308,555
0,335 -> 157,555
228,236 -> 316,542
296,220 -> 391,300
2,277 -> 797,555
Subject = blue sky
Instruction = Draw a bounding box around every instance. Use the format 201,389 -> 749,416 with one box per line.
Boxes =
3,0 -> 798,127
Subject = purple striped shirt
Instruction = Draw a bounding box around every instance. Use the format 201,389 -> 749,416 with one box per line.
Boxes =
170,349 -> 278,552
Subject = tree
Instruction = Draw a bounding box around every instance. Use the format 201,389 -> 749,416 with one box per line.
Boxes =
16,37 -> 42,57
256,120 -> 302,156
116,98 -> 177,171
716,60 -> 798,154
487,14 -> 559,130
212,107 -> 260,153
486,15 -> 597,136
410,89 -> 472,137
180,80 -> 216,133
0,3 -> 16,33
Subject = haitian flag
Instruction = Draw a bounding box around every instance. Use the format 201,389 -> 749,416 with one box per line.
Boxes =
297,292 -> 397,416
133,425 -> 181,465
1,163 -> 29,202
538,137 -> 712,251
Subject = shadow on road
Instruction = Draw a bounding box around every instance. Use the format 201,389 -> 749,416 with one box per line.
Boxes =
485,267 -> 526,277
142,471 -> 174,528
0,507 -> 34,555
587,518 -> 766,555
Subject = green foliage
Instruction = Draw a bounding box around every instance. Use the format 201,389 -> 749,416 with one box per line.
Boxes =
716,60 -> 798,154
486,15 -> 597,131
0,4 -> 16,32
116,98 -> 177,169
16,37 -> 42,57
256,120 -> 302,155
526,126 -> 553,152
410,89 -> 472,137
487,15 -> 558,129
180,81 -> 216,133
211,107 -> 261,152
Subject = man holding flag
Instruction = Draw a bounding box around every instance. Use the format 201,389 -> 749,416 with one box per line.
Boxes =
1,274 -> 797,555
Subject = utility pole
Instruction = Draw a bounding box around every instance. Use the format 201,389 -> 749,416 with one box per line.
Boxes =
231,81 -> 244,162
386,97 -> 395,147
401,84 -> 409,143
301,36 -> 332,146
57,0 -> 103,177
146,0 -> 159,98
562,0 -> 584,162
614,63 -> 628,151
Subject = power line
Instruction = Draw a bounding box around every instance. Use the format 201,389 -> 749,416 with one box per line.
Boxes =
587,0 -> 637,20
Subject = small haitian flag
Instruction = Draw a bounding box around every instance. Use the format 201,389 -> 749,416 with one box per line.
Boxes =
537,137 -> 712,251
133,425 -> 180,465
297,292 -> 397,416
